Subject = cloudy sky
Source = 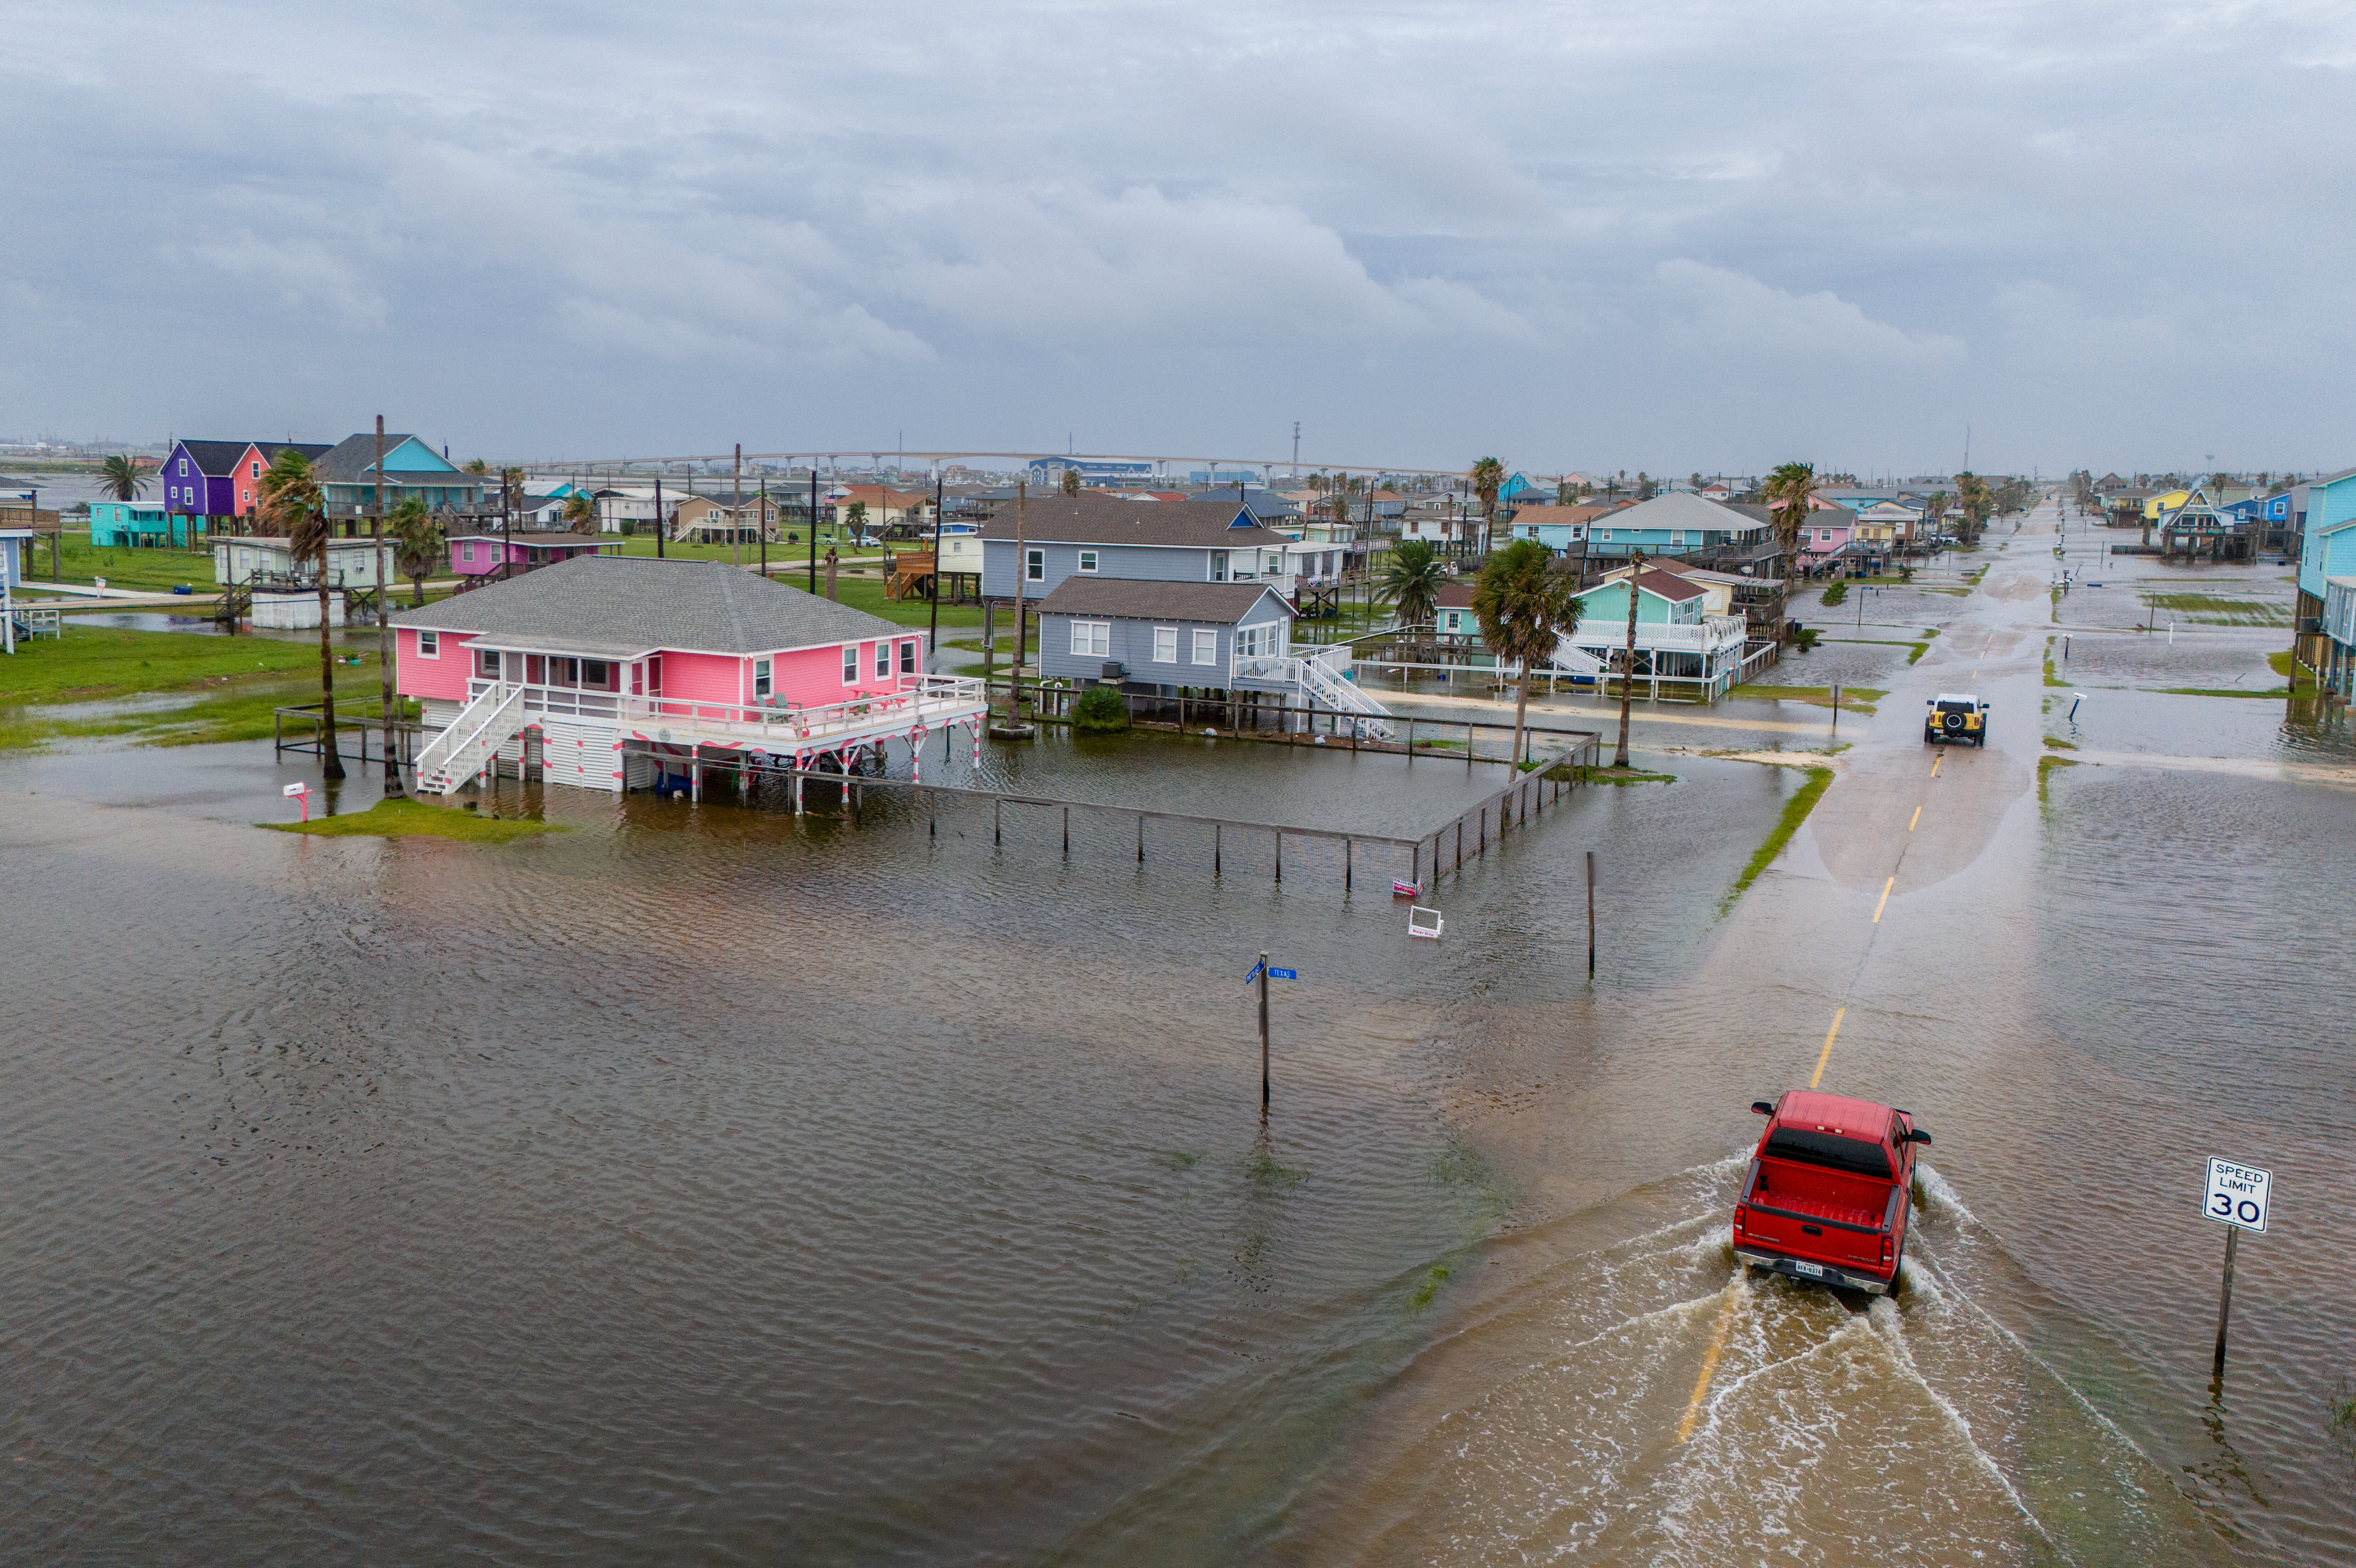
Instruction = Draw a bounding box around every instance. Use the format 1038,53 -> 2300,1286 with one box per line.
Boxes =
4,1 -> 2349,476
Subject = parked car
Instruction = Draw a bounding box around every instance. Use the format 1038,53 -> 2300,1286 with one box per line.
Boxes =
1731,1091 -> 1929,1296
1924,693 -> 1988,746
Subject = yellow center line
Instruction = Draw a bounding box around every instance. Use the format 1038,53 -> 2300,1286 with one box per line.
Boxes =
1908,805 -> 1922,831
1872,876 -> 1895,923
1809,1007 -> 1846,1090
1678,1290 -> 1738,1443
1930,753 -> 1942,778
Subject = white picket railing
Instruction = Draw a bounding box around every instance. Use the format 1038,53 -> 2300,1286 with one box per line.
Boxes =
1232,653 -> 1395,739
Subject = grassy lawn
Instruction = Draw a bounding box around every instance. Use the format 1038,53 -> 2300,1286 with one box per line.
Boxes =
261,796 -> 562,843
2136,591 -> 2290,627
1730,684 -> 1884,714
0,624 -> 392,750
14,530 -> 219,594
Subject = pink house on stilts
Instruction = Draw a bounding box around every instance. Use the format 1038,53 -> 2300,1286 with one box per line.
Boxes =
392,555 -> 987,797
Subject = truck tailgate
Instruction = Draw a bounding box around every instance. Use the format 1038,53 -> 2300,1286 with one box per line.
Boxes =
1739,1158 -> 1896,1273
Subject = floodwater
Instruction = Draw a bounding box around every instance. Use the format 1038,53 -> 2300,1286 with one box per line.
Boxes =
3,504 -> 2351,1564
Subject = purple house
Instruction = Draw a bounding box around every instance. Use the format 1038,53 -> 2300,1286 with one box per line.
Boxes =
162,439 -> 330,534
448,531 -> 609,586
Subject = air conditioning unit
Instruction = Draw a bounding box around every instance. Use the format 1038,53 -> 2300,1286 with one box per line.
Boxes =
1100,662 -> 1127,681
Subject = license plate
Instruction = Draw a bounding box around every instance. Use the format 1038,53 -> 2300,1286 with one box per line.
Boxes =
1792,1261 -> 1824,1278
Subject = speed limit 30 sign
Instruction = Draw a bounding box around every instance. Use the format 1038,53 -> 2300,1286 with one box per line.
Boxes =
2204,1158 -> 2272,1234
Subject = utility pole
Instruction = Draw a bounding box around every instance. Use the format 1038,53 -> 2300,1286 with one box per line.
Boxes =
732,442 -> 742,569
759,474 -> 769,578
1010,479 -> 1028,718
1292,421 -> 1300,476
928,465 -> 945,666
809,469 -> 819,592
375,416 -> 402,796
654,476 -> 664,559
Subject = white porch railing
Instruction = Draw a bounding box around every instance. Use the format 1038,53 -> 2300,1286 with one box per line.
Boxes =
1233,653 -> 1396,739
618,674 -> 989,750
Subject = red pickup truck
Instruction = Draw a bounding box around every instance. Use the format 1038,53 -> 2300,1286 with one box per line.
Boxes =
1732,1091 -> 1929,1296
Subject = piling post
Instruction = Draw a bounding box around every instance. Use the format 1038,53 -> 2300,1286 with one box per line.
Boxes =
1479,805 -> 1486,854
274,709 -> 283,757
1587,850 -> 1597,980
2212,1228 -> 2240,1381
1214,822 -> 1221,878
1412,840 -> 1419,888
1259,951 -> 1271,1115
1063,805 -> 1069,854
1407,718 -> 1415,759
1275,831 -> 1282,884
1344,838 -> 1352,890
1137,815 -> 1145,864
1455,818 -> 1462,873
995,798 -> 1002,845
1468,722 -> 1474,771
929,789 -> 935,838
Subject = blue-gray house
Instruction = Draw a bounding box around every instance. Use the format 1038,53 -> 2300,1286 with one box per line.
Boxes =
1033,578 -> 1297,696
978,494 -> 1299,603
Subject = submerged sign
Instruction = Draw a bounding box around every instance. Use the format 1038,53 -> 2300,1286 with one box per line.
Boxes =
2203,1157 -> 2272,1234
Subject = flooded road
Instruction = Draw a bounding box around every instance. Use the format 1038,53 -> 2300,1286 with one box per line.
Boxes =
3,505 -> 2349,1563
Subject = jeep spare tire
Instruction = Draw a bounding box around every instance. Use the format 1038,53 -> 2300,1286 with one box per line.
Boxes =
1943,712 -> 1964,730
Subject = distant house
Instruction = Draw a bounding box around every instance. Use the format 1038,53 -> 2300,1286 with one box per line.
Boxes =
161,439 -> 331,538
1033,578 -> 1298,696
391,554 -> 985,794
828,485 -> 932,532
448,532 -> 608,582
1585,492 -> 1772,563
975,494 -> 1299,604
213,534 -> 395,591
310,433 -> 489,531
89,500 -> 176,547
1511,504 -> 1609,552
671,494 -> 760,544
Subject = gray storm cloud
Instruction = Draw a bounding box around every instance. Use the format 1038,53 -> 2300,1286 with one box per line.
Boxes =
2,0 -> 2349,472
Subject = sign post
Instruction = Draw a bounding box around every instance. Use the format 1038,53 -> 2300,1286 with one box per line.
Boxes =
2202,1156 -> 2272,1380
1245,955 -> 1298,1115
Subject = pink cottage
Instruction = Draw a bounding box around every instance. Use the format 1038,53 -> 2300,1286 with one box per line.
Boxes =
392,554 -> 986,795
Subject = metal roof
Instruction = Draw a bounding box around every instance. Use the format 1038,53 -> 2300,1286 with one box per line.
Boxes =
1031,577 -> 1292,624
390,554 -> 909,655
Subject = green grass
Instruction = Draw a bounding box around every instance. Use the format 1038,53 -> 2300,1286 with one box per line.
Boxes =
2146,686 -> 2292,699
2038,753 -> 2077,806
1577,765 -> 1676,785
11,530 -> 218,594
1720,766 -> 1833,916
2043,736 -> 2077,750
1729,684 -> 1883,714
0,625 -> 395,750
2135,591 -> 2290,627
1409,1264 -> 1454,1312
260,797 -> 564,843
1819,580 -> 1848,606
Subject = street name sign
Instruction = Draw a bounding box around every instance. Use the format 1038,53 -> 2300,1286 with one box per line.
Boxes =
1267,967 -> 1297,980
2203,1158 -> 2271,1234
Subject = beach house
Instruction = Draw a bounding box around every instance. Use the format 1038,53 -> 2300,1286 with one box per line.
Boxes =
976,494 -> 1299,603
391,554 -> 986,795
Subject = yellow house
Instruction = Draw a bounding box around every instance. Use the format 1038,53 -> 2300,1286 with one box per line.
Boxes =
2145,490 -> 2191,521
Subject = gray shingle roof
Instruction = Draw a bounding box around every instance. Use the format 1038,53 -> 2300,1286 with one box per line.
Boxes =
1032,578 -> 1291,625
391,555 -> 910,657
973,493 -> 1292,549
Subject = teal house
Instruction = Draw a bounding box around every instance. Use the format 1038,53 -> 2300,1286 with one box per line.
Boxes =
1553,565 -> 1752,698
312,432 -> 488,530
1584,492 -> 1771,563
2296,467 -> 2356,698
90,500 -> 180,547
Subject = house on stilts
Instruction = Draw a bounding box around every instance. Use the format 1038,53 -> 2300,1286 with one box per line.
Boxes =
392,555 -> 988,798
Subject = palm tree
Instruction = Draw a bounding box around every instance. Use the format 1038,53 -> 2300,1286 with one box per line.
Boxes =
1613,549 -> 1646,767
260,448 -> 343,779
463,458 -> 489,476
1473,539 -> 1580,771
1952,472 -> 1991,542
389,495 -> 439,606
1762,461 -> 1817,647
100,454 -> 148,502
1376,538 -> 1447,639
560,491 -> 597,532
1061,467 -> 1081,497
1468,457 -> 1506,554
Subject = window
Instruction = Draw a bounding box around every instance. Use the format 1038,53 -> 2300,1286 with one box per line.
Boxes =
178,458 -> 188,475
1209,550 -> 1229,582
754,658 -> 772,698
875,641 -> 891,678
1069,620 -> 1109,657
1025,548 -> 1045,582
900,641 -> 917,675
1237,623 -> 1280,659
1077,550 -> 1098,573
251,460 -> 261,479
844,644 -> 861,683
1763,1126 -> 1891,1179
1669,531 -> 1684,547
1598,528 -> 1613,541
1153,627 -> 1178,663
552,657 -> 578,686
462,542 -> 476,563
478,648 -> 502,680
1193,629 -> 1217,665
